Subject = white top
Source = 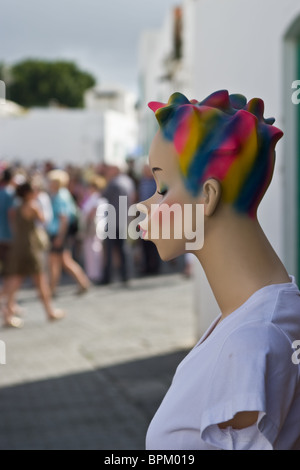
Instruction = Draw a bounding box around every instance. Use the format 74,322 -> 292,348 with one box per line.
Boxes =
146,277 -> 300,450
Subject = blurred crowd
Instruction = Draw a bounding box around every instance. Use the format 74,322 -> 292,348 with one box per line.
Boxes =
0,159 -> 188,328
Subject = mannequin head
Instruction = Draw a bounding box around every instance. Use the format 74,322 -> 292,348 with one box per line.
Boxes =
138,90 -> 283,262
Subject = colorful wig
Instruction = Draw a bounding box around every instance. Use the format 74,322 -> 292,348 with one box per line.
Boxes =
148,90 -> 283,218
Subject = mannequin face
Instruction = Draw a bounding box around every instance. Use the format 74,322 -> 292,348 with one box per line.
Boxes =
138,131 -> 208,261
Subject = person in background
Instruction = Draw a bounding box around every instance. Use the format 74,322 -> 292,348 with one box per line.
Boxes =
1,181 -> 65,327
126,156 -> 139,202
138,164 -> 161,276
183,253 -> 196,278
0,168 -> 21,321
0,168 -> 15,278
31,173 -> 53,229
81,175 -> 108,283
101,165 -> 135,285
47,170 -> 90,296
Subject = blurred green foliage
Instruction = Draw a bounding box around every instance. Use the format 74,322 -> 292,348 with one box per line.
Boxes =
0,59 -> 96,108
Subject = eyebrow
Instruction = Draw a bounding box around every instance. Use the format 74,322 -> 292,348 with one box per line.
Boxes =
152,167 -> 163,175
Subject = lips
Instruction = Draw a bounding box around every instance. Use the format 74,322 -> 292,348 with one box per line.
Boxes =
138,223 -> 148,240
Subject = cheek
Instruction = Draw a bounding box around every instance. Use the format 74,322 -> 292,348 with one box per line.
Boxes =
150,206 -> 187,261
149,199 -> 184,239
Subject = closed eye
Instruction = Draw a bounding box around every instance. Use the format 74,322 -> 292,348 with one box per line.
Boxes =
157,189 -> 168,196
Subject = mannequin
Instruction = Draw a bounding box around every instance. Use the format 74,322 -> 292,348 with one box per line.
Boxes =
138,91 -> 300,450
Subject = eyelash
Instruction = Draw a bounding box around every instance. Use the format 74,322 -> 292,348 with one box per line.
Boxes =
157,189 -> 168,196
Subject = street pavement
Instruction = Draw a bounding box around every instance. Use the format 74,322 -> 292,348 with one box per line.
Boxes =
0,272 -> 197,450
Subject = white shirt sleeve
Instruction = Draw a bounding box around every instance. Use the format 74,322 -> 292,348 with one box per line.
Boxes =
199,324 -> 298,449
203,412 -> 272,450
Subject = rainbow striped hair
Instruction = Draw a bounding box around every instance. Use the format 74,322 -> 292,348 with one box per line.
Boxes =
148,90 -> 283,218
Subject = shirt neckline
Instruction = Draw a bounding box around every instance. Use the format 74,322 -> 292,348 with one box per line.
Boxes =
195,276 -> 299,349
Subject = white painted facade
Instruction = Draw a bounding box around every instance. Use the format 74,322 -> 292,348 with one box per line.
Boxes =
0,86 -> 138,168
138,8 -> 187,156
138,0 -> 300,334
84,84 -> 137,116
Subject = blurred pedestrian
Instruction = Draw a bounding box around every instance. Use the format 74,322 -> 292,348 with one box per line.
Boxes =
47,170 -> 90,296
1,181 -> 65,327
126,156 -> 139,202
31,173 -> 53,228
101,165 -> 135,285
0,168 -> 15,275
183,253 -> 196,278
81,175 -> 108,282
138,164 -> 161,276
0,168 -> 22,319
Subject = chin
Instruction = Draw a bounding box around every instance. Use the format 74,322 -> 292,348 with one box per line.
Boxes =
156,242 -> 185,263
158,252 -> 175,263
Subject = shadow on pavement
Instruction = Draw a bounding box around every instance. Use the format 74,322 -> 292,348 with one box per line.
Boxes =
0,349 -> 189,450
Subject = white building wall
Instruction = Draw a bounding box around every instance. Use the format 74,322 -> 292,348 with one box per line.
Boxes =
0,109 -> 104,165
138,30 -> 161,154
0,107 -> 137,167
138,8 -> 186,155
84,85 -> 137,117
181,0 -> 197,98
104,110 -> 138,168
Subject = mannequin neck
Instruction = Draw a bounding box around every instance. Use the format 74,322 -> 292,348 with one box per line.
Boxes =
194,205 -> 290,319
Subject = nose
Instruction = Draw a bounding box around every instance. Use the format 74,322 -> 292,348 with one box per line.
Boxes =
136,202 -> 149,232
136,202 -> 148,217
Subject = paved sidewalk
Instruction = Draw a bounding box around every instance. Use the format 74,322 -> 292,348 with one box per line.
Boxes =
0,273 -> 196,450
